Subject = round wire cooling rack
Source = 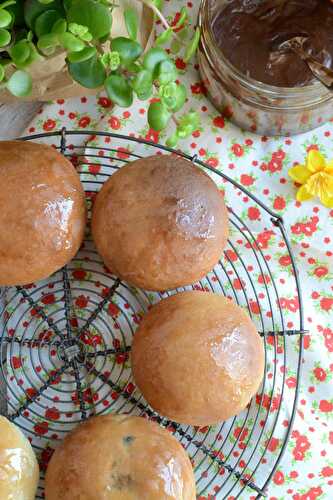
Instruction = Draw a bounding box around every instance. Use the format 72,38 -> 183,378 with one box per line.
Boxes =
0,129 -> 305,499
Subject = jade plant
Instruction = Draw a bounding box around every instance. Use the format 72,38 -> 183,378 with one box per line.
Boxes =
0,0 -> 200,145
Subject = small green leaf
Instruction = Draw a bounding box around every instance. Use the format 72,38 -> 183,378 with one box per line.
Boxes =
7,70 -> 32,96
131,68 -> 153,100
111,37 -> 142,64
67,0 -> 111,39
24,0 -> 64,29
1,1 -> 17,9
0,8 -> 11,28
37,33 -> 58,54
143,48 -> 168,75
156,59 -> 177,85
148,101 -> 171,131
176,110 -> 200,138
0,27 -> 10,46
58,32 -> 85,52
52,18 -> 67,33
10,41 -> 31,65
184,27 -> 200,62
35,10 -> 61,37
166,132 -> 179,148
124,7 -> 138,40
68,54 -> 106,88
160,82 -> 186,112
105,74 -> 133,107
24,42 -> 42,66
67,45 -> 96,63
101,51 -> 120,71
68,22 -> 91,41
0,64 -> 4,82
155,27 -> 173,46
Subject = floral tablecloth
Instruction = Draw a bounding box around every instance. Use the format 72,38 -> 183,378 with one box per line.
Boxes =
4,0 -> 333,499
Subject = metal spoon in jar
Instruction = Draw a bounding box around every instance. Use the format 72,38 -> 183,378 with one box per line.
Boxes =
278,36 -> 333,90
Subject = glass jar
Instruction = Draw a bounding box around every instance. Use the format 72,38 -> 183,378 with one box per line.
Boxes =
198,0 -> 333,136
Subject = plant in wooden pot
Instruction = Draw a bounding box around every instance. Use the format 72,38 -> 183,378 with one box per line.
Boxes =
0,0 -> 200,144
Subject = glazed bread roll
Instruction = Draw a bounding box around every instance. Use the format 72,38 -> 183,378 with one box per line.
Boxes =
0,141 -> 86,286
132,291 -> 265,426
92,154 -> 228,290
0,416 -> 39,500
45,414 -> 196,500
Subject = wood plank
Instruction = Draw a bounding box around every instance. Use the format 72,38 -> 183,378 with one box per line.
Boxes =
0,102 -> 41,140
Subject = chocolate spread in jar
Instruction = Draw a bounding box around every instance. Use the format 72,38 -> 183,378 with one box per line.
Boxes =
212,0 -> 333,87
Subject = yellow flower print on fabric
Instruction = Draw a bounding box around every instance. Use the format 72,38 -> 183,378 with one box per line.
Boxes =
289,150 -> 333,208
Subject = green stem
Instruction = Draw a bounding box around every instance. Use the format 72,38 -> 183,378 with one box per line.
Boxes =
141,0 -> 183,44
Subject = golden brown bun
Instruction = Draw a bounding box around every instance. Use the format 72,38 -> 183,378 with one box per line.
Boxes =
132,291 -> 264,426
45,414 -> 196,500
0,416 -> 39,500
0,141 -> 86,286
91,155 -> 228,291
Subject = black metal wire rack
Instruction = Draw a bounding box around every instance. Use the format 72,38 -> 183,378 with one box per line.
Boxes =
0,129 -> 305,499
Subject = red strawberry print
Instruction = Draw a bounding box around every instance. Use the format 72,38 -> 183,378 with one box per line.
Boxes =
273,470 -> 285,485
240,174 -> 255,186
117,147 -> 130,159
320,298 -> 333,312
78,116 -> 91,128
12,356 -> 22,369
88,164 -> 101,174
72,269 -> 87,280
273,196 -> 286,210
279,255 -> 292,266
116,353 -> 128,364
206,157 -> 219,168
98,97 -> 112,108
272,149 -> 286,161
34,421 -> 49,436
175,58 -> 186,70
171,11 -> 186,32
249,301 -> 260,314
322,466 -> 333,477
75,295 -> 89,308
323,328 -> 333,352
41,293 -> 55,305
231,143 -> 244,157
45,407 -> 60,421
267,437 -> 280,452
125,382 -> 135,394
26,387 -> 37,399
145,128 -> 159,143
43,119 -> 56,131
313,367 -> 326,381
213,116 -> 225,128
314,266 -> 328,278
286,377 -> 296,388
108,302 -> 120,316
233,427 -> 248,441
190,81 -> 207,95
319,400 -> 333,412
225,250 -> 238,262
83,388 -> 93,404
248,207 -> 261,220
109,116 -> 121,129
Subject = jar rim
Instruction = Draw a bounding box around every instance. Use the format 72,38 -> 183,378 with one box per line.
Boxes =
199,0 -> 331,100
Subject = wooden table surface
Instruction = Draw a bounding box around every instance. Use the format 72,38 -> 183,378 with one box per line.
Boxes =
0,102 -> 41,140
